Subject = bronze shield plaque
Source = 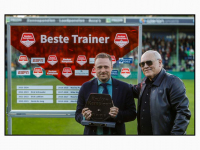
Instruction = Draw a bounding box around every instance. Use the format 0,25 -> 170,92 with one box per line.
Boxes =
85,93 -> 113,121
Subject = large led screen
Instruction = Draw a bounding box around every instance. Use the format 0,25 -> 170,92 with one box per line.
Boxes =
8,25 -> 139,110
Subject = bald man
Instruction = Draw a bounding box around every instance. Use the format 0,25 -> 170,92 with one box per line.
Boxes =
132,50 -> 191,135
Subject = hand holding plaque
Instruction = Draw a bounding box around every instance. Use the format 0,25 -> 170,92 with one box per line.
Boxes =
82,108 -> 92,120
109,106 -> 119,118
81,93 -> 116,128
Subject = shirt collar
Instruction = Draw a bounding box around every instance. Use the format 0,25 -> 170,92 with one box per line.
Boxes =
97,77 -> 112,86
145,70 -> 161,84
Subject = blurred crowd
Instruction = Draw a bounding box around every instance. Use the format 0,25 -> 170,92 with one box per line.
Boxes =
118,33 -> 195,72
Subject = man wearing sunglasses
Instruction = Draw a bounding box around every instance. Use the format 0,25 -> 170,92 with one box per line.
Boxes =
132,50 -> 191,135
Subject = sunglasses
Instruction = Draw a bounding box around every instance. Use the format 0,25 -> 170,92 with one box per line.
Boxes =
139,59 -> 159,67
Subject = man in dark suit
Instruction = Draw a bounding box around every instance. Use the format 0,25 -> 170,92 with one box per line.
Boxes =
75,53 -> 136,135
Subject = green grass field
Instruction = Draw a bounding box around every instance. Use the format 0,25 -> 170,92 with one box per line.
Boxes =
5,78 -> 194,135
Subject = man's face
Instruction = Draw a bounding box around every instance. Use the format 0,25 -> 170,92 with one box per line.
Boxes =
94,58 -> 113,83
140,53 -> 162,80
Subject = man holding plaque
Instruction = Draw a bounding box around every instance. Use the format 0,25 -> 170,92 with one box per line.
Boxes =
132,50 -> 191,135
75,53 -> 136,135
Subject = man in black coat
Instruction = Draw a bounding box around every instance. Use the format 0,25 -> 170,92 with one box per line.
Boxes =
132,50 -> 191,135
75,53 -> 136,135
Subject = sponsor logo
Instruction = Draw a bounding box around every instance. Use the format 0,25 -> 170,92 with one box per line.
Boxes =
114,33 -> 129,48
89,58 -> 95,64
62,67 -> 72,78
91,68 -> 96,77
46,70 -> 59,75
16,70 -> 30,75
106,18 -> 111,23
111,70 -> 118,76
139,18 -> 146,23
20,33 -> 36,47
120,68 -> 131,78
119,58 -> 133,64
76,55 -> 87,66
18,55 -> 29,65
75,70 -> 89,76
111,55 -> 116,65
60,57 -> 74,64
33,67 -> 43,78
47,55 -> 58,66
31,58 -> 45,64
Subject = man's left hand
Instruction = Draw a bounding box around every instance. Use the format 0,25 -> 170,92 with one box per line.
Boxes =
109,106 -> 119,118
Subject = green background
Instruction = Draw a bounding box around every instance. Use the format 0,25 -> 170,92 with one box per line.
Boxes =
5,78 -> 194,135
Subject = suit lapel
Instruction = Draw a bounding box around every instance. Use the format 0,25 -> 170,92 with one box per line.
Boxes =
91,78 -> 98,94
112,78 -> 119,106
85,79 -> 98,103
138,82 -> 146,107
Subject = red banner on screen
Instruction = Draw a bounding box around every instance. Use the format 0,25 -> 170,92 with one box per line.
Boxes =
11,26 -> 139,85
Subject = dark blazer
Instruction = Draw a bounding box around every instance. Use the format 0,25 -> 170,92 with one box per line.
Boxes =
132,69 -> 191,135
75,77 -> 137,135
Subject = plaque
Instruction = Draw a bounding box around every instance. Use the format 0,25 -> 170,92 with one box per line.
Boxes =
81,93 -> 116,128
85,93 -> 113,121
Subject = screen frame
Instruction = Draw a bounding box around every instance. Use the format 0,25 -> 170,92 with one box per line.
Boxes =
7,22 -> 142,116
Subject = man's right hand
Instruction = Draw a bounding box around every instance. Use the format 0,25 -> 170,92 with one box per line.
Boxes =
82,108 -> 92,120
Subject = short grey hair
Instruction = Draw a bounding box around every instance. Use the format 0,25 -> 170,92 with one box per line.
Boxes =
143,50 -> 162,60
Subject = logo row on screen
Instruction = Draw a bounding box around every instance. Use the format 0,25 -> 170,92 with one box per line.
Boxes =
16,67 -> 131,78
18,55 -> 133,66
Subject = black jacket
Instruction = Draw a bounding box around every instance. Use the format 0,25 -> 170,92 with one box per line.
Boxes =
132,69 -> 191,135
75,77 -> 136,135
